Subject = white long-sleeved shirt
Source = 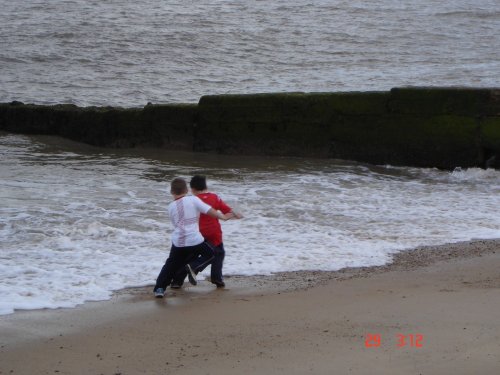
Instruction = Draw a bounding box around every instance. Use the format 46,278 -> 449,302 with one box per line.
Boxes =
168,195 -> 211,247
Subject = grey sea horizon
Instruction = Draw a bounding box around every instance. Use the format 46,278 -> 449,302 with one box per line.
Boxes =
0,0 -> 499,107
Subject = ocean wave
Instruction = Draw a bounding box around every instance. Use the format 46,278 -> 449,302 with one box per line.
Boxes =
1,134 -> 500,314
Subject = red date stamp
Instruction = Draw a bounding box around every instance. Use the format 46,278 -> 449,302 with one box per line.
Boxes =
365,333 -> 424,348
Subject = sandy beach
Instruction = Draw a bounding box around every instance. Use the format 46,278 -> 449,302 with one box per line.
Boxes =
1,239 -> 499,375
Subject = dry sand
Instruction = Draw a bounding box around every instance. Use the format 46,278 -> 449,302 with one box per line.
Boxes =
1,239 -> 499,375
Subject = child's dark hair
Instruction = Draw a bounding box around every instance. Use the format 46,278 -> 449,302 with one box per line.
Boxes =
190,175 -> 207,191
171,177 -> 188,195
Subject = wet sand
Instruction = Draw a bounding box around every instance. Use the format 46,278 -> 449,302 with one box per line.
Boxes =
1,239 -> 499,374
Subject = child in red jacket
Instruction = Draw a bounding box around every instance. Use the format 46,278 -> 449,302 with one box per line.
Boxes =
173,175 -> 242,288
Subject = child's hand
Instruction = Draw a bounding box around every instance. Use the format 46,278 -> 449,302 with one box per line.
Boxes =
232,211 -> 243,219
218,212 -> 230,221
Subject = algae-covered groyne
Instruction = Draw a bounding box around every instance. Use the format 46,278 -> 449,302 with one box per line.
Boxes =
1,87 -> 499,169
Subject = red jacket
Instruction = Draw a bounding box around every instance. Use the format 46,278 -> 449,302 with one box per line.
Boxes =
197,192 -> 231,246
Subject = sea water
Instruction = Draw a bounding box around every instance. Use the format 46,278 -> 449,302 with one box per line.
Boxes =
1,133 -> 500,315
0,0 -> 499,106
1,0 -> 499,314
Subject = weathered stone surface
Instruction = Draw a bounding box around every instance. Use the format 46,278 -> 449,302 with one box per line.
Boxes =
0,102 -> 197,149
196,88 -> 499,169
1,88 -> 499,169
387,87 -> 499,116
195,92 -> 390,156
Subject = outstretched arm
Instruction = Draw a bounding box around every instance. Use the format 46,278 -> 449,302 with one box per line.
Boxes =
206,208 -> 229,221
224,211 -> 243,220
215,196 -> 243,220
216,211 -> 244,221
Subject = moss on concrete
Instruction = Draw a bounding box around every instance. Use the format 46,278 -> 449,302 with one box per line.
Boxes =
196,91 -> 390,156
196,89 -> 494,168
1,88 -> 499,169
388,87 -> 497,116
0,102 -> 197,149
480,117 -> 500,149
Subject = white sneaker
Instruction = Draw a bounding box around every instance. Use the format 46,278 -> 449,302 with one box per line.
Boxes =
154,288 -> 165,298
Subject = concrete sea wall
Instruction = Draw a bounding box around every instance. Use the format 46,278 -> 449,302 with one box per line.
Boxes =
0,103 -> 198,149
1,87 -> 499,169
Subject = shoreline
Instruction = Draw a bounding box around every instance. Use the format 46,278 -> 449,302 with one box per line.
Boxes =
1,238 -> 499,374
115,237 -> 500,300
5,237 -> 499,319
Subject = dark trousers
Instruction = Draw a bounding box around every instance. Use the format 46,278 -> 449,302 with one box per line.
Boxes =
154,242 -> 214,291
173,243 -> 225,285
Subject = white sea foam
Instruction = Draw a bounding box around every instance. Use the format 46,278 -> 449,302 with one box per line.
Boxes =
1,134 -> 500,315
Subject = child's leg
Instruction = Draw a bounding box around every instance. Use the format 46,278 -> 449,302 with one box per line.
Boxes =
172,253 -> 201,286
210,243 -> 225,283
171,267 -> 187,287
154,245 -> 190,291
169,242 -> 215,287
191,242 -> 215,273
